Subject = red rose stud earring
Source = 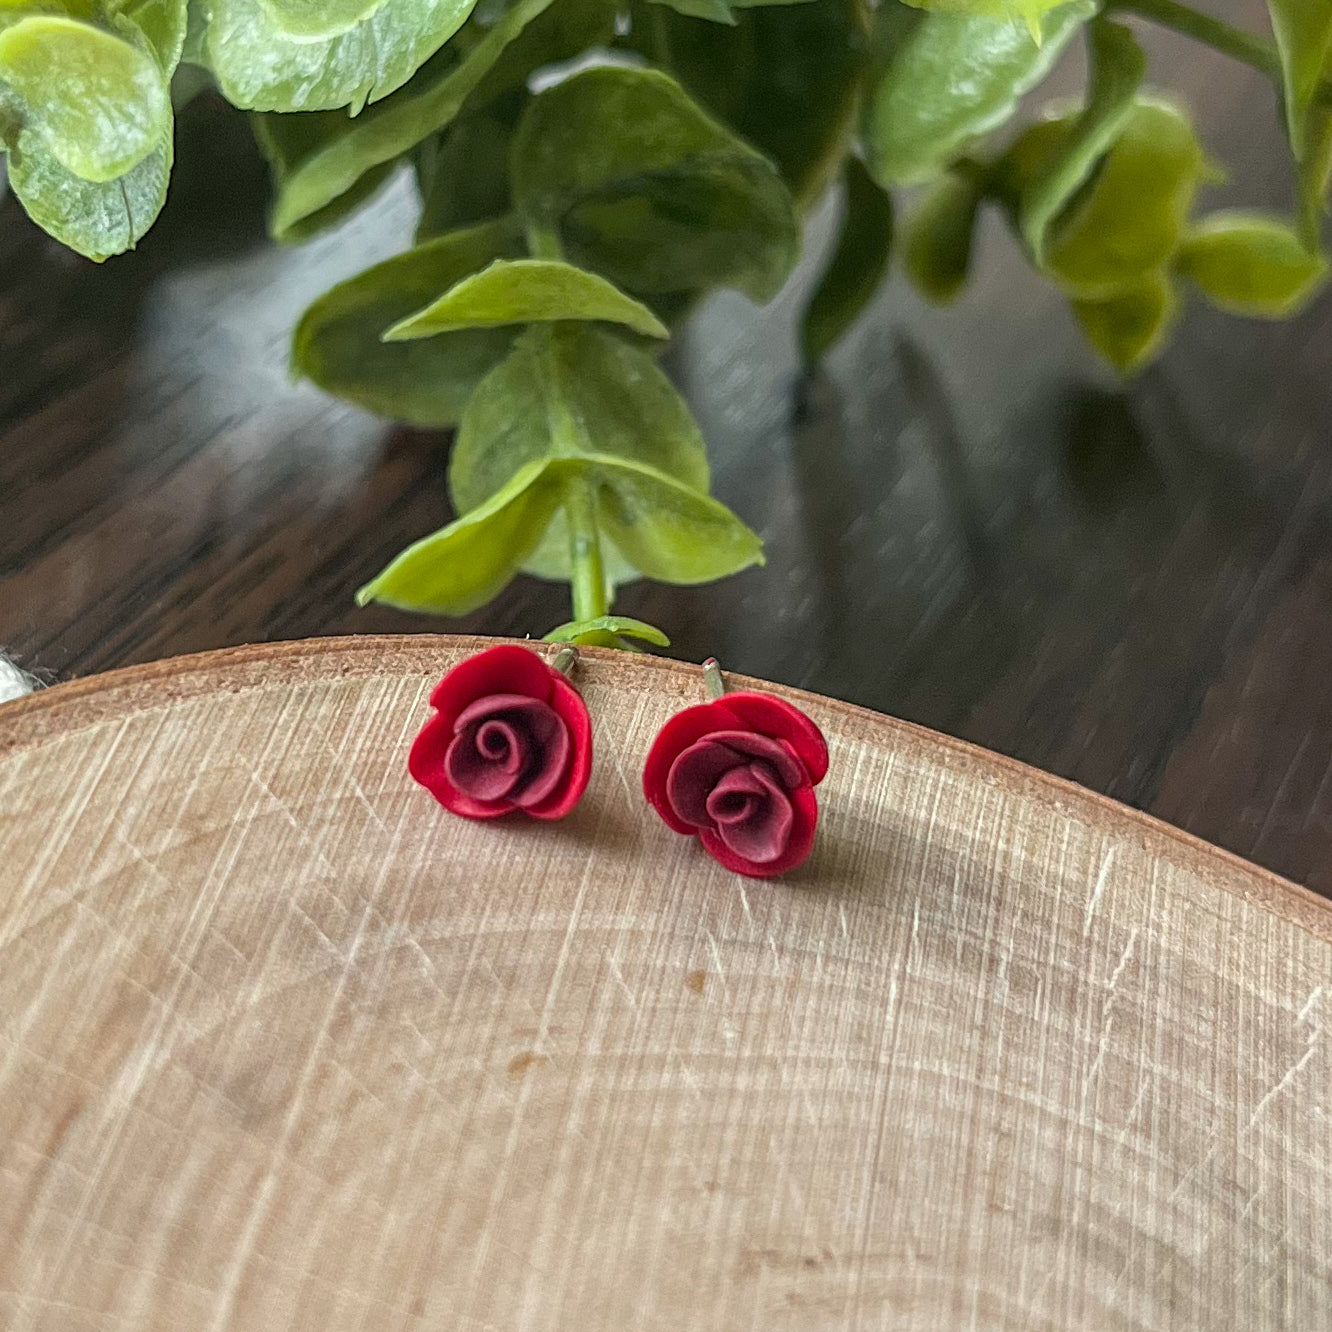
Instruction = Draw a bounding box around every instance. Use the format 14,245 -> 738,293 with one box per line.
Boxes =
409,643 -> 592,820
643,658 -> 828,878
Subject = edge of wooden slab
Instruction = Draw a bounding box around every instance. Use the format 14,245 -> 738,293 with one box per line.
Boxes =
3,632 -> 1330,942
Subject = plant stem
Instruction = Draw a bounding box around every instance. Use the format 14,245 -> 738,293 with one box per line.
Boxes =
566,479 -> 608,623
1108,0 -> 1281,81
649,6 -> 673,67
526,220 -> 564,260
522,219 -> 609,627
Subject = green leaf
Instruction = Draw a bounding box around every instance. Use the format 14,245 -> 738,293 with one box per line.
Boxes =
1071,272 -> 1177,373
356,459 -> 565,614
861,0 -> 1094,187
197,0 -> 481,112
1276,21 -> 1332,247
244,0 -> 384,40
278,164 -> 398,243
0,14 -> 169,181
364,322 -> 763,614
511,65 -> 799,301
900,0 -> 1068,39
649,0 -> 869,209
291,219 -> 523,426
415,110 -> 514,240
256,0 -> 553,238
800,156 -> 893,365
6,126 -> 172,261
464,0 -> 617,109
1041,98 -> 1211,299
1297,105 -> 1332,246
450,324 -> 709,514
113,0 -> 188,73
1018,18 -> 1144,264
253,109 -> 398,241
903,169 -> 983,303
1175,210 -> 1329,316
1267,0 -> 1332,153
593,453 -> 765,584
6,146 -> 171,263
258,121 -> 398,242
646,0 -> 814,31
452,324 -> 760,585
544,616 -> 671,646
383,259 -> 671,340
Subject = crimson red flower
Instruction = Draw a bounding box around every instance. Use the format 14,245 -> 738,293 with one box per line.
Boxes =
643,691 -> 828,877
410,645 -> 591,820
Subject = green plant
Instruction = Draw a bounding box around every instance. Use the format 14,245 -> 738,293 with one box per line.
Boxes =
4,0 -> 1329,642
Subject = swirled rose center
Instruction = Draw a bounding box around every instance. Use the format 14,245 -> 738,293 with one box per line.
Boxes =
666,729 -> 803,865
444,693 -> 570,807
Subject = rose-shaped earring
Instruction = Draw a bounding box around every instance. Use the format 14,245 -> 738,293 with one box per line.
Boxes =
643,658 -> 828,878
409,643 -> 592,820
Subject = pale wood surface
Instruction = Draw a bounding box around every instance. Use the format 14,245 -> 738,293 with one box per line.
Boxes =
1,635 -> 1329,1331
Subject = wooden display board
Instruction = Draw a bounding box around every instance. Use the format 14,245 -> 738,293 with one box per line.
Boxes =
1,636 -> 1328,1329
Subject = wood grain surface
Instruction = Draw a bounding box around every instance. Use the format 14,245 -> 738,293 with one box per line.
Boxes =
1,636 -> 1329,1330
6,1 -> 1332,903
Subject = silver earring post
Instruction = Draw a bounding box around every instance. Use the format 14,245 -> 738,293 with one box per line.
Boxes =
702,656 -> 726,700
549,645 -> 579,678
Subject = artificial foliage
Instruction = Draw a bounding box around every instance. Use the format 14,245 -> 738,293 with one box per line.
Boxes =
4,0 -> 1329,642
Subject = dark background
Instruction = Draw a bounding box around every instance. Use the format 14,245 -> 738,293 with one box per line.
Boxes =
6,7 -> 1332,895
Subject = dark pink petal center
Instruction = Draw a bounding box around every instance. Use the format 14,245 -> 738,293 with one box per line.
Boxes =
476,719 -> 524,768
444,693 -> 570,806
666,738 -> 746,828
666,731 -> 801,867
701,729 -> 804,788
705,762 -> 794,865
707,785 -> 758,825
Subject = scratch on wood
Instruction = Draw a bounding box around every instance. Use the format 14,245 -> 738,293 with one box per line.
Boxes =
1084,846 -> 1117,936
1081,927 -> 1138,1103
1107,926 -> 1139,993
205,901 -> 376,1332
344,773 -> 389,834
1244,1042 -> 1318,1134
604,953 -> 639,1011
737,883 -> 753,927
705,931 -> 728,990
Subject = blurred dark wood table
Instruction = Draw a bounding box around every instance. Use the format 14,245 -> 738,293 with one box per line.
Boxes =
6,14 -> 1332,896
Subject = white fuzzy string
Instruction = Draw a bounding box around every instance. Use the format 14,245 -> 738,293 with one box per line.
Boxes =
0,652 -> 37,704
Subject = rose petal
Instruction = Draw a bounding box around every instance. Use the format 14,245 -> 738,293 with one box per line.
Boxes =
445,717 -> 529,801
718,692 -> 829,785
521,675 -> 593,819
708,790 -> 758,824
695,729 -> 805,790
706,762 -> 794,865
508,705 -> 571,808
699,783 -> 819,879
703,766 -> 763,826
451,692 -> 545,732
666,738 -> 747,828
642,700 -> 741,834
454,695 -> 571,808
411,647 -> 597,822
428,644 -> 553,720
409,713 -> 516,820
467,696 -> 566,762
476,720 -> 521,763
